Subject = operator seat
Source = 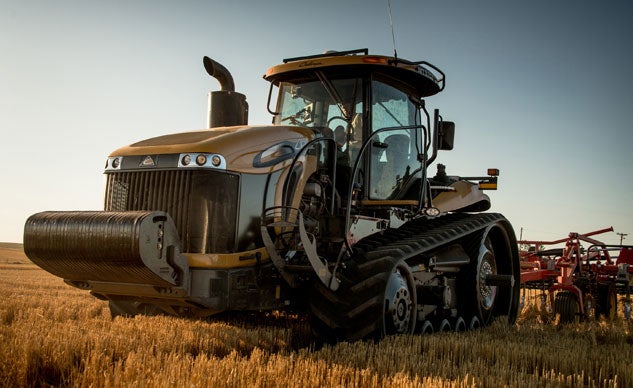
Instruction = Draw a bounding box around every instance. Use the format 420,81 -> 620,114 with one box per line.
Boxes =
374,134 -> 410,198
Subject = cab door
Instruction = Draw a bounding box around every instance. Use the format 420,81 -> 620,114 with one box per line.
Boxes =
368,80 -> 422,200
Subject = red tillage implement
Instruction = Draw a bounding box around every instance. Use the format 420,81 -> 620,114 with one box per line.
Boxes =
519,227 -> 633,322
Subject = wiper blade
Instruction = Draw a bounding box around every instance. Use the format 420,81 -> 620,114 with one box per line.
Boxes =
315,71 -> 355,121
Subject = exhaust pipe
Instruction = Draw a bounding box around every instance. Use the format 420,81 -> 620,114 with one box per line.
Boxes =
203,56 -> 248,128
203,56 -> 235,92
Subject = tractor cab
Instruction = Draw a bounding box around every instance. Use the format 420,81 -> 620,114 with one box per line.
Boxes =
264,49 -> 448,206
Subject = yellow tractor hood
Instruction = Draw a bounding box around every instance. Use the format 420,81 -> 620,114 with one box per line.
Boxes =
109,125 -> 316,173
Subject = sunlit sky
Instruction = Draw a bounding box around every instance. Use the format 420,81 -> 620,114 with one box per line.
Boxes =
1,0 -> 632,245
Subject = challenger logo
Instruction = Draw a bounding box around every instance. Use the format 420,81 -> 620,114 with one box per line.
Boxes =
140,155 -> 156,167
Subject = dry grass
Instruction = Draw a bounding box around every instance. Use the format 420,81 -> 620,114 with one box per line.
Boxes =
1,246 -> 632,387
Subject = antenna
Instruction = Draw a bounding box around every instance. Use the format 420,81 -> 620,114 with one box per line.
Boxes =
387,0 -> 398,59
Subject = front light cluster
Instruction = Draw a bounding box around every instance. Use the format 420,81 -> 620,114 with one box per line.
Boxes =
105,156 -> 122,171
178,153 -> 225,169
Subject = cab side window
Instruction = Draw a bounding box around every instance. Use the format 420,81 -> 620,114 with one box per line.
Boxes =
369,81 -> 418,199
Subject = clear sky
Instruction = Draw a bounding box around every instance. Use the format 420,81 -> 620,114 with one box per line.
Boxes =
1,0 -> 632,246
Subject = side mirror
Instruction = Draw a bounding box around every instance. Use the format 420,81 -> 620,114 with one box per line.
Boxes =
438,121 -> 455,150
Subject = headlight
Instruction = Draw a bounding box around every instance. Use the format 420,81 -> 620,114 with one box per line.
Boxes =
178,153 -> 225,169
196,154 -> 207,166
105,157 -> 122,171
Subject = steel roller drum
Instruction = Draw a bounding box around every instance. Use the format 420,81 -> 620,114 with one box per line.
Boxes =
23,211 -> 187,287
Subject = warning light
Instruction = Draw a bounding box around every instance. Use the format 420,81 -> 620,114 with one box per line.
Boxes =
362,56 -> 388,64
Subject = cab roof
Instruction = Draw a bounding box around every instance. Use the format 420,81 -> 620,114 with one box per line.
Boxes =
264,48 -> 445,98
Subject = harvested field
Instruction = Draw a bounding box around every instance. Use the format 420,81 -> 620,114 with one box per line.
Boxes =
1,243 -> 632,387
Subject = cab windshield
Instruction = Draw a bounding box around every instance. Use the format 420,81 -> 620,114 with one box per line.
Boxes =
275,76 -> 363,152
273,72 -> 424,200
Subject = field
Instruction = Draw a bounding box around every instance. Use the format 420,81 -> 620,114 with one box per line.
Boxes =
1,243 -> 632,387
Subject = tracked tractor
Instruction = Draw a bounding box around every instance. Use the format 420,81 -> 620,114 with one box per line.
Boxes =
24,49 -> 520,340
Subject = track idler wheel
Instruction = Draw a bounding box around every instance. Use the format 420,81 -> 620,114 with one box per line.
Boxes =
383,260 -> 417,335
460,223 -> 520,327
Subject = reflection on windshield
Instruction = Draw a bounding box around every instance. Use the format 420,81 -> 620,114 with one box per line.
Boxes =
369,81 -> 420,199
274,74 -> 424,201
275,77 -> 362,129
275,76 -> 364,166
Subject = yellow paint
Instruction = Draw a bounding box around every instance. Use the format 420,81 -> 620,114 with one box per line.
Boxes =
185,247 -> 270,269
478,182 -> 498,190
108,125 -> 316,174
265,55 -> 417,81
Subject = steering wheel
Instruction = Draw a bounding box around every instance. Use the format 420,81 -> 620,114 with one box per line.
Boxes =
327,116 -> 347,127
281,115 -> 300,125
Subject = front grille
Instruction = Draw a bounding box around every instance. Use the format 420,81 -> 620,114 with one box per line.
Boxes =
104,170 -> 238,253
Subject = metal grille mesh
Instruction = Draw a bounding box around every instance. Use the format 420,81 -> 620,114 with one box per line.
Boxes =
104,169 -> 239,254
105,170 -> 193,250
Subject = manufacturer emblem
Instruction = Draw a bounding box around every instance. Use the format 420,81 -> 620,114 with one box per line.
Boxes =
141,155 -> 156,167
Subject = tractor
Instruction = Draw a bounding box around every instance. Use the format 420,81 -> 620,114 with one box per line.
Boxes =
24,49 -> 520,340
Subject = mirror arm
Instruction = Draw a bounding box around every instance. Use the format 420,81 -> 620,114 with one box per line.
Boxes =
267,83 -> 280,116
427,109 -> 440,165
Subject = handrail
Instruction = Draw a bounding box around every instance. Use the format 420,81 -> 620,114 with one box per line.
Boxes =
283,48 -> 369,63
280,136 -> 337,215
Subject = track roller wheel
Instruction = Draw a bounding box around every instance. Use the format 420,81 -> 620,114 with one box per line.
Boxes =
554,291 -> 580,324
309,257 -> 417,341
438,319 -> 451,332
420,320 -> 434,334
596,285 -> 618,320
454,316 -> 466,332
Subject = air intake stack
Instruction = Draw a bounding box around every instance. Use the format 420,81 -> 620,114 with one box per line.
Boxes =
203,56 -> 248,128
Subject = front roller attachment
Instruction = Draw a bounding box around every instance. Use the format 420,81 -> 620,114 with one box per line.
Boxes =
24,211 -> 190,299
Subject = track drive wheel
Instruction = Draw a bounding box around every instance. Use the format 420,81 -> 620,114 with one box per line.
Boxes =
460,223 -> 520,326
310,257 -> 417,341
553,291 -> 580,324
596,285 -> 618,320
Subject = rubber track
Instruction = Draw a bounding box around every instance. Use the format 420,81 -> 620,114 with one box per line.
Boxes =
310,212 -> 510,341
351,213 -> 508,263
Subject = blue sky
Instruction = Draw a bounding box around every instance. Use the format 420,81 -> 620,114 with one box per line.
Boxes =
1,0 -> 632,245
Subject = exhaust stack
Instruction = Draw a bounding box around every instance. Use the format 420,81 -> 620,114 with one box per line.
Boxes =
203,56 -> 248,128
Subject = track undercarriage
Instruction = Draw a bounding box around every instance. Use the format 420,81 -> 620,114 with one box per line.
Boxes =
264,211 -> 520,340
